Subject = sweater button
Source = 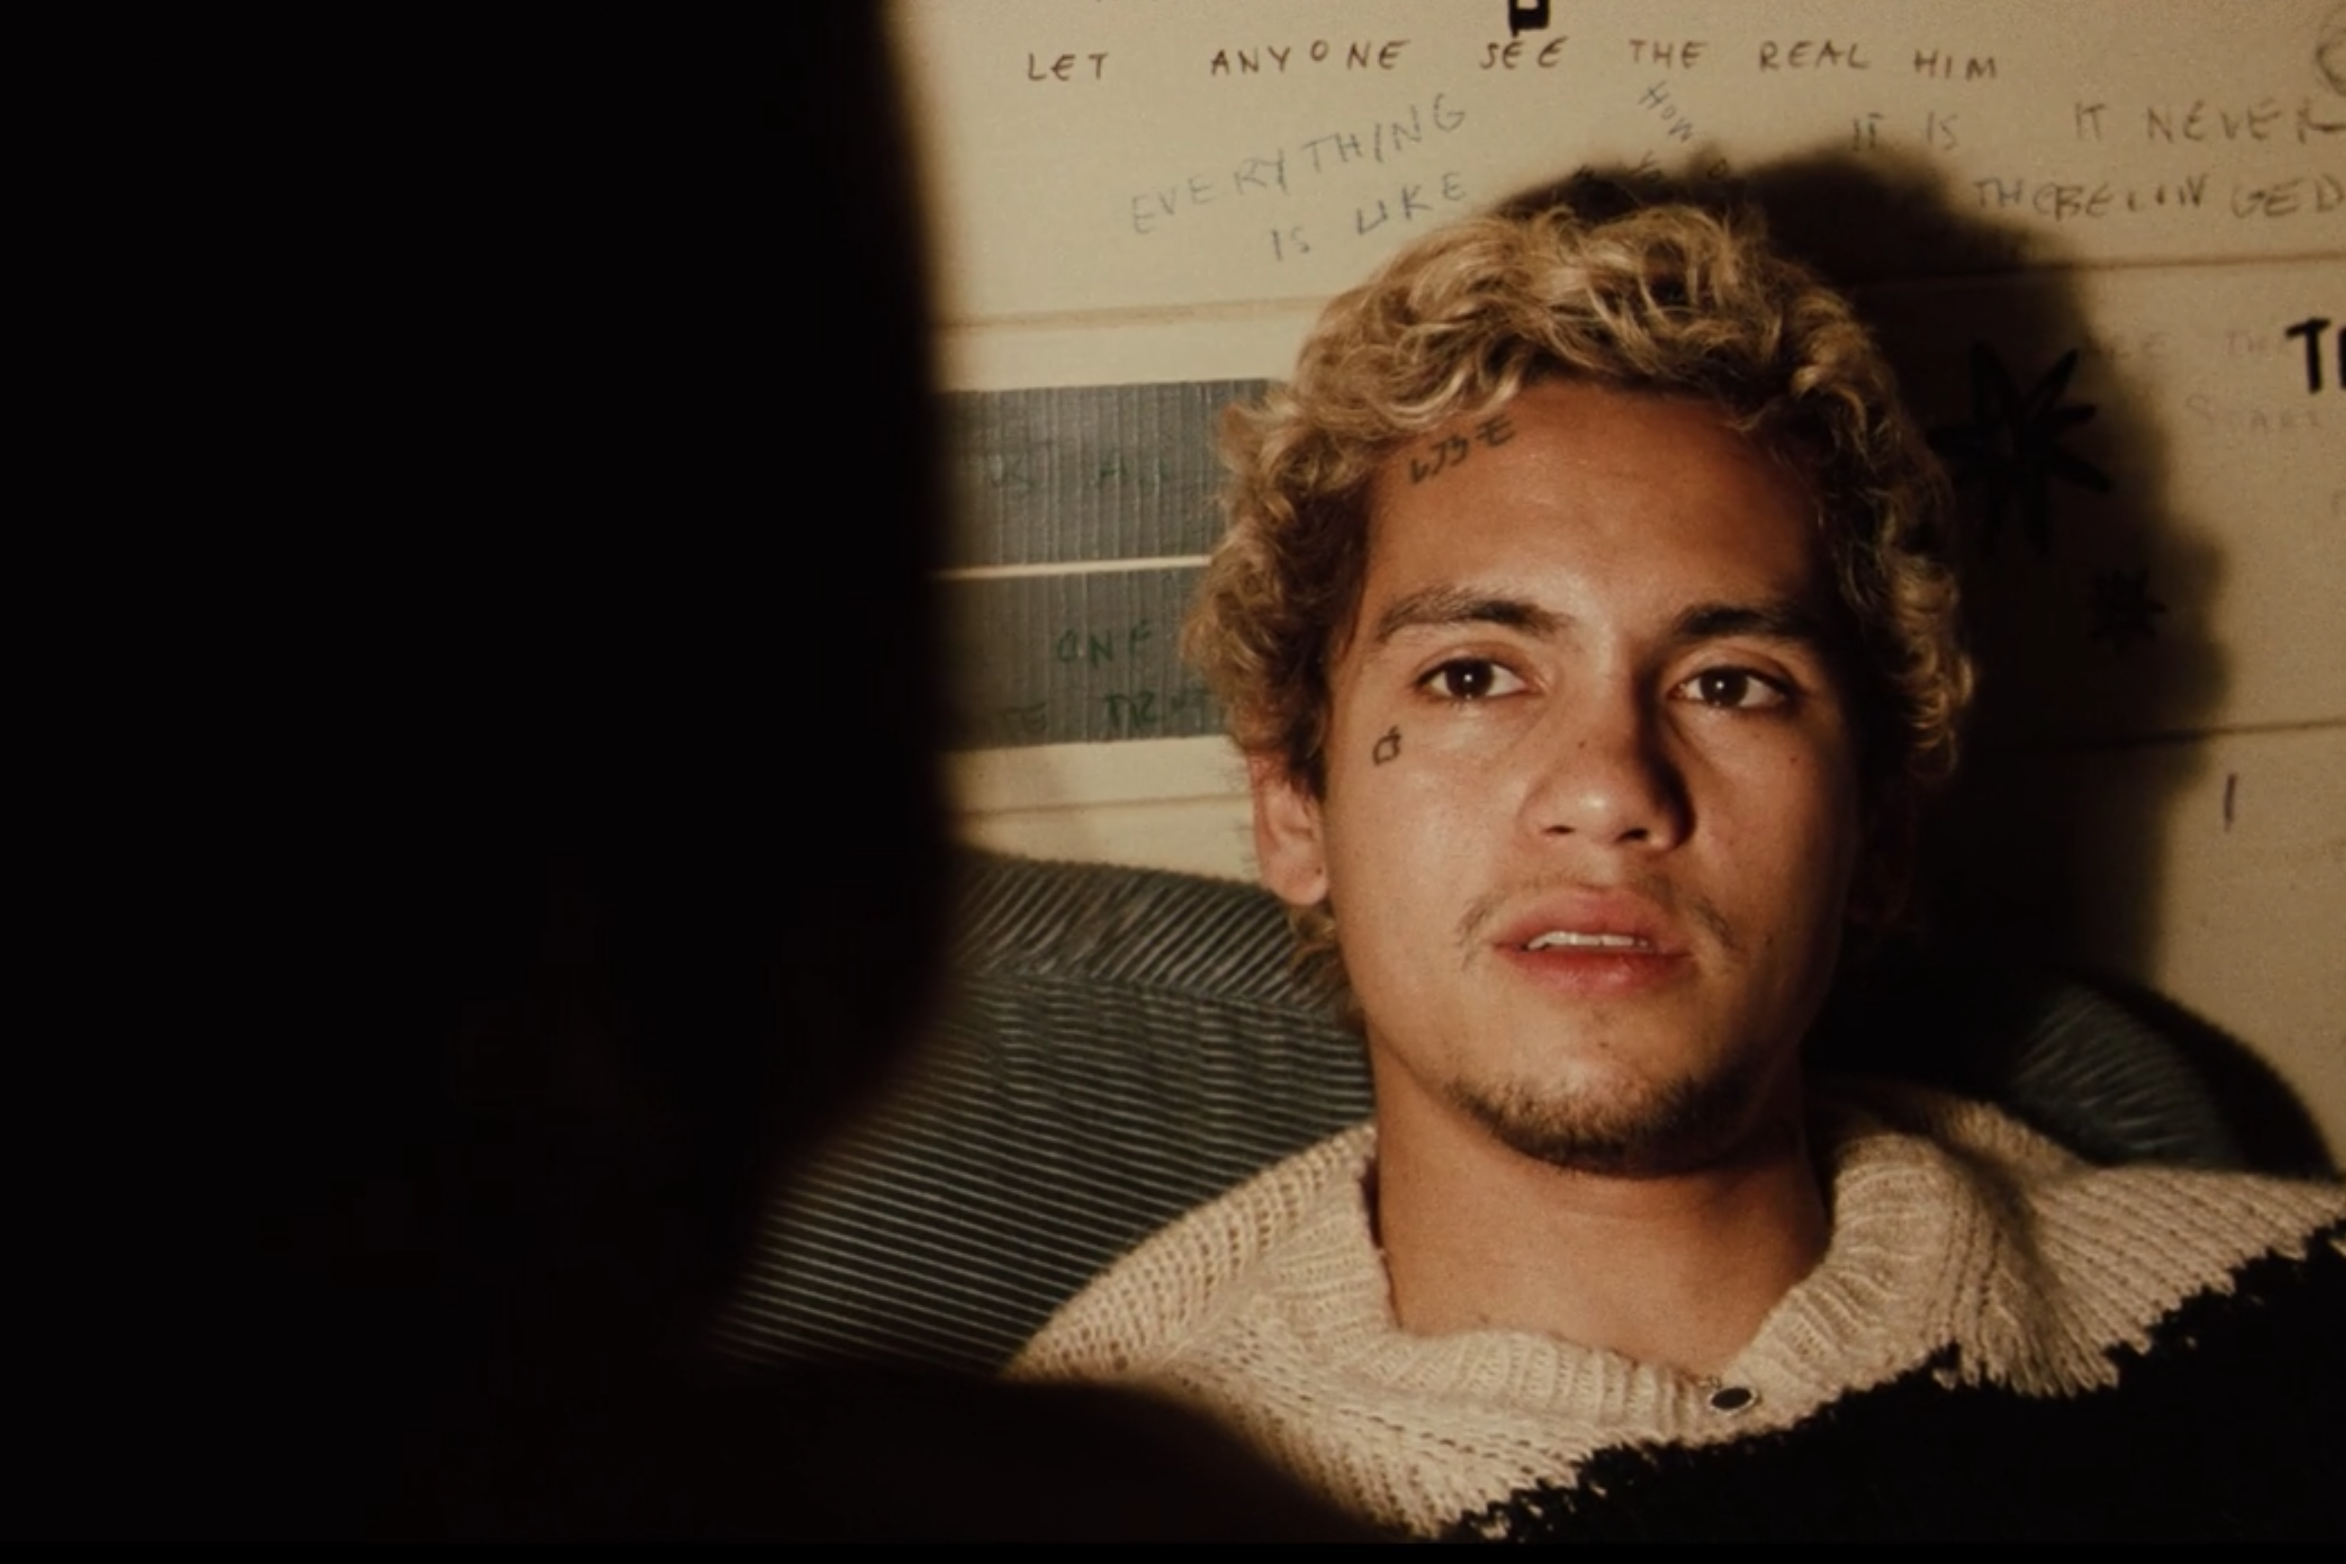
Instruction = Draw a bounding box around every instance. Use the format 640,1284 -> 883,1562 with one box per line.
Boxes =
1707,1385 -> 1758,1414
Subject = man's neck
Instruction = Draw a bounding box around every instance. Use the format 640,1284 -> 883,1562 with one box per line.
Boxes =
1369,1075 -> 1829,1379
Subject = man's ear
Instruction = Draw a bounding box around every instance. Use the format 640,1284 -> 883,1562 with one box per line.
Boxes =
1249,754 -> 1329,908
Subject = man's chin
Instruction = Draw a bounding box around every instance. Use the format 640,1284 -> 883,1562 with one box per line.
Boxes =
1444,1065 -> 1775,1178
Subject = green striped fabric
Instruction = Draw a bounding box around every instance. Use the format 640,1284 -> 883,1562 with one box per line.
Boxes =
713,853 -> 2246,1375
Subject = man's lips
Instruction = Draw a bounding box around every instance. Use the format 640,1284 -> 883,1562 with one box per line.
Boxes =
1488,894 -> 1691,996
1490,894 -> 1686,957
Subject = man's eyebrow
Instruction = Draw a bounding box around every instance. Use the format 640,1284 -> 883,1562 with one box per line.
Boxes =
1670,598 -> 1836,648
1370,585 -> 1564,645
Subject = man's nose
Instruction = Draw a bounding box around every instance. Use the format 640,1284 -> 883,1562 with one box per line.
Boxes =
1520,685 -> 1689,848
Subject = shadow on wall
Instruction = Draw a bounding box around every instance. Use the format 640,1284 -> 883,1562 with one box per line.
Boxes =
1498,151 -> 2327,1172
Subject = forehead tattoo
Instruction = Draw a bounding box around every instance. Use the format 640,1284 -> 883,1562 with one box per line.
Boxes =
1404,411 -> 1517,486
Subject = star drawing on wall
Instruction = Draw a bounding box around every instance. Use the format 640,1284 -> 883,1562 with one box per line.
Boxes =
2088,567 -> 2166,651
1930,344 -> 2114,556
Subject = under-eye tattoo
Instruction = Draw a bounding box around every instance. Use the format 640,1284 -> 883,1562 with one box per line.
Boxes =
1372,726 -> 1403,765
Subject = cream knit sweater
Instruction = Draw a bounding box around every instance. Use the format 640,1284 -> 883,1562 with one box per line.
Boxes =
1013,1083 -> 2346,1538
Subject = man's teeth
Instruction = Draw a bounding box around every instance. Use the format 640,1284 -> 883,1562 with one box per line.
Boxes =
1524,931 -> 1652,951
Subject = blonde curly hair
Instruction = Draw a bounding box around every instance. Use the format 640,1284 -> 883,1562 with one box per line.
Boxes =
1187,201 -> 1971,965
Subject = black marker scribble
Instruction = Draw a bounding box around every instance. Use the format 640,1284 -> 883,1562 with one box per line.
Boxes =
2283,315 -> 2339,393
1509,1 -> 1553,39
1930,344 -> 2114,557
1373,727 -> 1403,765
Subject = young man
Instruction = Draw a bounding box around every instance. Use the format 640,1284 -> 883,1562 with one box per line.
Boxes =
1014,203 -> 2345,1540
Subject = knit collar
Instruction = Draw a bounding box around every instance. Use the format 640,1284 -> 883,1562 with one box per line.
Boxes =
1018,1082 -> 2346,1536
1239,1083 -> 2341,1435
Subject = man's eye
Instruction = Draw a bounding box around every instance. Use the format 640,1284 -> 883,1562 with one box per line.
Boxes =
1672,667 -> 1788,710
1420,658 -> 1524,701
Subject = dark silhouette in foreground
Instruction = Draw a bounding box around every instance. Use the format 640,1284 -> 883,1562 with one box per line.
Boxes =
16,16 -> 1356,1540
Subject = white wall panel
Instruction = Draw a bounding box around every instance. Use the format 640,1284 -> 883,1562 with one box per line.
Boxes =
902,0 -> 2346,1152
896,0 -> 2344,322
